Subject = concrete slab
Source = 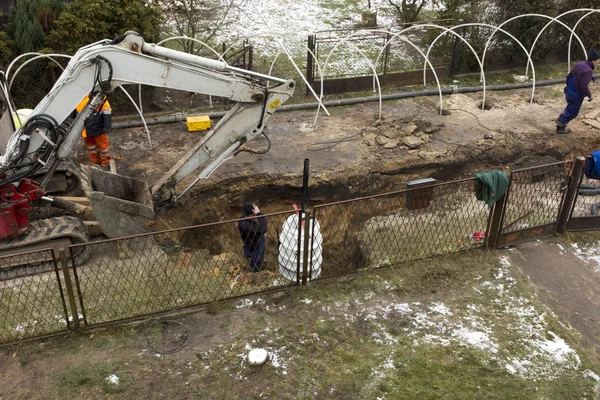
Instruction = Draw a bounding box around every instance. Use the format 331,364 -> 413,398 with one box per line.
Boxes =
509,241 -> 600,359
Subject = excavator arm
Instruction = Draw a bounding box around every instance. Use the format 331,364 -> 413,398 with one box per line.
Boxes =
0,32 -> 295,239
1,33 -> 294,191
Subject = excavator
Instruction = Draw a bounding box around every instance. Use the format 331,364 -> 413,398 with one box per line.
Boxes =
0,32 -> 295,278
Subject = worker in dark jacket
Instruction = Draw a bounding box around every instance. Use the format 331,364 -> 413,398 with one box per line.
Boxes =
238,203 -> 268,272
556,49 -> 600,134
76,95 -> 112,166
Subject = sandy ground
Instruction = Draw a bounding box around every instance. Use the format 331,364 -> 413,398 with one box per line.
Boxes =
69,84 -> 600,229
80,86 -> 600,189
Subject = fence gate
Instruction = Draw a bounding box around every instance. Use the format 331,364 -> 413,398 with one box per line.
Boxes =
567,156 -> 600,231
496,162 -> 569,247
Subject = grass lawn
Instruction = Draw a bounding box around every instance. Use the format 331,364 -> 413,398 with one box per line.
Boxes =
1,246 -> 599,399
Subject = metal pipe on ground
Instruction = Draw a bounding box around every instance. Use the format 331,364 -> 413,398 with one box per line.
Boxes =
113,75 -> 596,129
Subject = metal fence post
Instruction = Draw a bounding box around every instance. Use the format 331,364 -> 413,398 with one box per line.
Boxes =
306,34 -> 316,95
557,156 -> 586,233
383,32 -> 391,79
248,45 -> 253,71
487,194 -> 507,249
302,159 -> 310,212
58,247 -> 80,330
302,211 -> 311,285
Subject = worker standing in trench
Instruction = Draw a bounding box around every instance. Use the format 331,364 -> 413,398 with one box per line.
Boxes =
238,204 -> 268,272
556,49 -> 600,134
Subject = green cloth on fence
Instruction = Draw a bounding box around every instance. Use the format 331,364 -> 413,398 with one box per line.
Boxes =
474,170 -> 510,208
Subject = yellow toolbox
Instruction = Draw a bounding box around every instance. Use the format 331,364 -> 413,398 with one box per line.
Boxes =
186,115 -> 211,132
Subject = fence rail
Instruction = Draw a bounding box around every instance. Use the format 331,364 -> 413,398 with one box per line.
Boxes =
1,158 -> 599,345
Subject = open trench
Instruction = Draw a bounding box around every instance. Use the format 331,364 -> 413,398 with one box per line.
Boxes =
141,145 -> 578,279
30,89 -> 600,279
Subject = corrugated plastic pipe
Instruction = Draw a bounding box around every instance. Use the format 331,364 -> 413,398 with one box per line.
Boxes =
112,75 -> 600,129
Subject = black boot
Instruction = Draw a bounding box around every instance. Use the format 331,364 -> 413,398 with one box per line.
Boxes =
556,124 -> 571,134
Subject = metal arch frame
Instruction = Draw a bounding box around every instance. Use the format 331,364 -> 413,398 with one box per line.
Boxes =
228,31 -> 331,123
423,23 -> 534,110
406,24 -> 485,92
375,24 -> 481,115
246,0 -> 332,122
6,53 -> 70,128
525,9 -> 595,76
363,27 -> 447,116
265,44 -> 330,127
480,13 -> 586,92
154,36 -> 227,113
567,9 -> 600,69
389,36 -> 444,115
6,53 -> 69,87
261,37 -> 327,104
318,29 -> 400,122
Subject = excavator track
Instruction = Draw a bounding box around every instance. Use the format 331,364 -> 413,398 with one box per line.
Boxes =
0,216 -> 90,281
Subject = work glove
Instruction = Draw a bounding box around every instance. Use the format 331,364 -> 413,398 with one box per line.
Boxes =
103,127 -> 112,134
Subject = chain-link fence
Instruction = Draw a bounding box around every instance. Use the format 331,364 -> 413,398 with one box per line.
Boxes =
67,210 -> 299,327
0,249 -> 70,344
500,162 -> 568,235
1,159 -> 599,344
571,158 -> 600,218
312,178 -> 491,279
313,30 -> 389,79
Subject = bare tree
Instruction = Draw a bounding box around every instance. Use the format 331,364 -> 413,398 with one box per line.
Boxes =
159,0 -> 242,55
387,0 -> 428,23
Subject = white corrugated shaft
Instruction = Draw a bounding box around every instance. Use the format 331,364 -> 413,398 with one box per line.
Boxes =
278,213 -> 323,281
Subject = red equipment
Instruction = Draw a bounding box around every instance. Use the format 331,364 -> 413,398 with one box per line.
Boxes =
0,179 -> 44,239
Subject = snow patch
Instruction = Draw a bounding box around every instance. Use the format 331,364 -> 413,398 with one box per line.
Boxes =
572,242 -> 600,273
236,299 -> 254,308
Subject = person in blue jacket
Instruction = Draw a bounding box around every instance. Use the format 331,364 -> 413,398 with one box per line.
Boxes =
238,203 -> 268,272
556,49 -> 600,134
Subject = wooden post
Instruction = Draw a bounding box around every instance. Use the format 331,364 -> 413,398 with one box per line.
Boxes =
487,194 -> 507,249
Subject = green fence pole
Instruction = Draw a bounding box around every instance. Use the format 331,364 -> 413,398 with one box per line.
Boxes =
58,247 -> 80,330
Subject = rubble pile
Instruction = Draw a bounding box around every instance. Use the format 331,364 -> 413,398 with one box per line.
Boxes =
361,116 -> 446,160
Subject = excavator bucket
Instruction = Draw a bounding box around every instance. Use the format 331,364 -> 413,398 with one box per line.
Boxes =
81,166 -> 155,238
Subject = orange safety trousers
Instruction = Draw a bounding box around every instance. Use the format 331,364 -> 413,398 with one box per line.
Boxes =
84,134 -> 110,166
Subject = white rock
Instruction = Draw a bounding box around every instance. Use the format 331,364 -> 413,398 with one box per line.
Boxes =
248,348 -> 268,366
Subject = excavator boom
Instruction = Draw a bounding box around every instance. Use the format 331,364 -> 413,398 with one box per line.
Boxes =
0,32 -> 295,278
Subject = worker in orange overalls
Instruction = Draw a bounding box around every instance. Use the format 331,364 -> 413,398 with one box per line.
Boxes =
75,95 -> 112,167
